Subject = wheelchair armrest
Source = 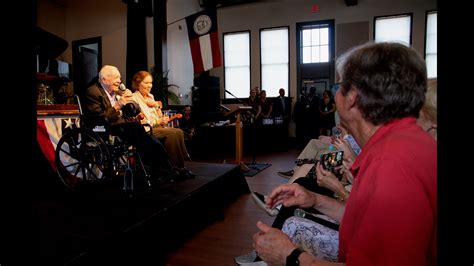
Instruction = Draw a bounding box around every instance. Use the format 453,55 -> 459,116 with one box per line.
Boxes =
140,123 -> 166,144
142,123 -> 153,135
80,114 -> 109,131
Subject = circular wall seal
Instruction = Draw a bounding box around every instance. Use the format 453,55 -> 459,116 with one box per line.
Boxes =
193,15 -> 212,35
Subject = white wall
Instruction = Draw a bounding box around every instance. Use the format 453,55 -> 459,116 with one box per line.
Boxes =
39,0 -> 436,106
166,0 -> 203,105
166,0 -> 437,105
38,0 -> 128,77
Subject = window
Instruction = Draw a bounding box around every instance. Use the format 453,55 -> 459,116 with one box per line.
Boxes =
374,14 -> 412,46
425,11 -> 437,78
260,27 -> 289,97
296,20 -> 334,102
301,25 -> 330,63
224,31 -> 250,98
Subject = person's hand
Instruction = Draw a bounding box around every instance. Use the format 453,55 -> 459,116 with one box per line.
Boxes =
265,183 -> 316,210
253,221 -> 295,265
318,135 -> 333,144
122,88 -> 132,96
332,138 -> 347,150
342,157 -> 354,169
316,162 -> 342,192
145,98 -> 158,108
158,115 -> 169,127
162,114 -> 169,124
333,138 -> 357,162
115,89 -> 133,110
341,160 -> 354,184
336,123 -> 349,136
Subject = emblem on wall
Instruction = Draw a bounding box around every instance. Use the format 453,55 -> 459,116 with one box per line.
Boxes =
193,14 -> 212,35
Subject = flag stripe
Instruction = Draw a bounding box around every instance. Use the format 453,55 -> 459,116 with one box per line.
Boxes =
190,38 -> 204,74
199,34 -> 213,71
37,117 -> 80,174
210,31 -> 222,68
37,119 -> 58,171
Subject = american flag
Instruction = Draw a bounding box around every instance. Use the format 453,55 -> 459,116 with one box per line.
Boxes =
37,117 -> 79,172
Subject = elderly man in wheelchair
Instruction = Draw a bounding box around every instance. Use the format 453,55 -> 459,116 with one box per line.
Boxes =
55,65 -> 188,192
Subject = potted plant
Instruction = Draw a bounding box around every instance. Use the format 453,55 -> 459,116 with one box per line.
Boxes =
150,67 -> 180,109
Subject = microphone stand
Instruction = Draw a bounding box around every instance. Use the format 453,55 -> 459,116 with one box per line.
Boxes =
224,89 -> 248,106
225,89 -> 251,125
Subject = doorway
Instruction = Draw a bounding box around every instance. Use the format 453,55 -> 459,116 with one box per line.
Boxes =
296,20 -> 335,101
72,37 -> 102,99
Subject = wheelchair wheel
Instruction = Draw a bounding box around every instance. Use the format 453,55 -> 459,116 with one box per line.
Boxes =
55,127 -> 112,190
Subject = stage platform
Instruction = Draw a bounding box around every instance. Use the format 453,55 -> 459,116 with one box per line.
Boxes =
37,161 -> 250,265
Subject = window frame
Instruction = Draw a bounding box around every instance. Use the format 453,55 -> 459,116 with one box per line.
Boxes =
373,13 -> 413,46
295,19 -> 335,101
424,10 -> 437,78
223,30 -> 251,99
259,26 -> 290,98
300,23 -> 331,64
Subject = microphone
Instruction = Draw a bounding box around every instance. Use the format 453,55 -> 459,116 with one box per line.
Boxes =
119,83 -> 126,91
225,89 -> 247,105
293,208 -> 340,231
118,83 -> 132,98
224,89 -> 235,96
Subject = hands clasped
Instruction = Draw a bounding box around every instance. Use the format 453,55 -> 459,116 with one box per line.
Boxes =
144,98 -> 159,108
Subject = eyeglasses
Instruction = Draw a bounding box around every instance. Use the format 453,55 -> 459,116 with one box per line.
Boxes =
426,125 -> 437,133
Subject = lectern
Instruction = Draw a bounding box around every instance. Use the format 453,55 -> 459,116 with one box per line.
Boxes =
225,105 -> 252,171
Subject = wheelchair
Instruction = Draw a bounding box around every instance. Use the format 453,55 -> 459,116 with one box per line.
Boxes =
54,96 -> 152,193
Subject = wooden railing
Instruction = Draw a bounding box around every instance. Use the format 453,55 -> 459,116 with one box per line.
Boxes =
37,104 -> 80,116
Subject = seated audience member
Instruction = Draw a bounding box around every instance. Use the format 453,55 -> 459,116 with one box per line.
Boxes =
276,161 -> 353,263
130,71 -> 192,174
240,69 -> 439,266
238,158 -> 354,264
178,105 -> 196,155
248,42 -> 437,265
240,123 -> 358,264
83,65 -> 174,180
278,125 -> 359,180
278,77 -> 439,265
178,105 -> 196,141
251,133 -> 357,218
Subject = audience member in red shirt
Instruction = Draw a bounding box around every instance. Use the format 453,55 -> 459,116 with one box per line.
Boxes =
251,42 -> 437,266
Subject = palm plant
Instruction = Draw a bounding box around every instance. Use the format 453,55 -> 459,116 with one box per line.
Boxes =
150,66 -> 180,109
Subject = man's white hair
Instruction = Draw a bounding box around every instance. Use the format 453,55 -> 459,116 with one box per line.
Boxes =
99,65 -> 120,80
